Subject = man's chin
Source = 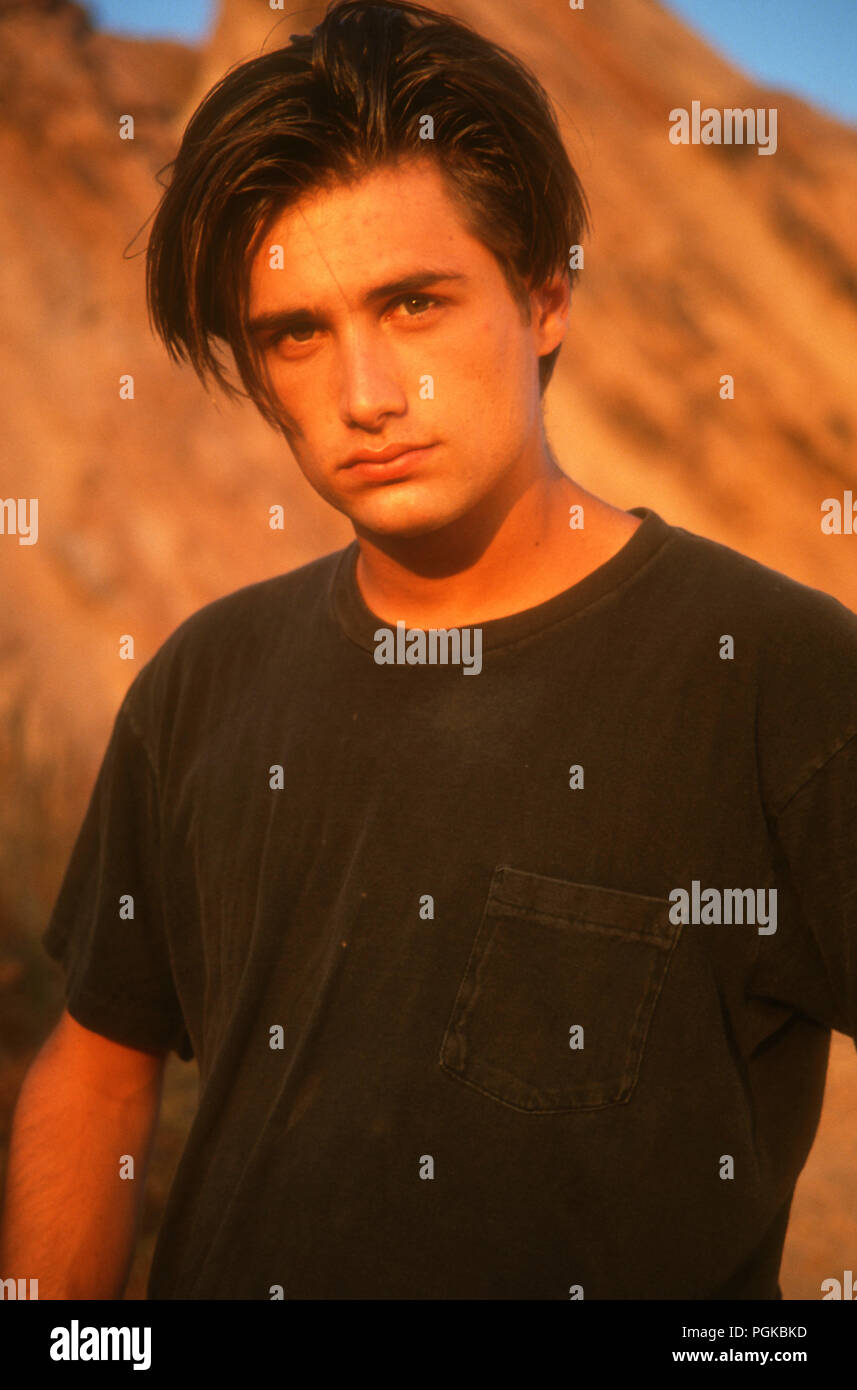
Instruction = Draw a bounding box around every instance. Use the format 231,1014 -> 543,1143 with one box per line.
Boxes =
347,500 -> 461,542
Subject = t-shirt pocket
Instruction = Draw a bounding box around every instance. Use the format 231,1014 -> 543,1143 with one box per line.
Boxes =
439,865 -> 682,1112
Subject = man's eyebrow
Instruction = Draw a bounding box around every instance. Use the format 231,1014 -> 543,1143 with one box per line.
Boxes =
246,269 -> 469,335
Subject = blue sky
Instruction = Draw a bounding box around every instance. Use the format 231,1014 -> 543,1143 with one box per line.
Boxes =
86,0 -> 857,126
662,0 -> 857,125
87,0 -> 215,43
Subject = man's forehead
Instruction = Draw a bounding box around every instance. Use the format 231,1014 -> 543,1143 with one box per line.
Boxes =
255,160 -> 471,257
247,162 -> 479,304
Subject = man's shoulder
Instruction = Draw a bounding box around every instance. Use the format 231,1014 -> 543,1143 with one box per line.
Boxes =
662,518 -> 857,650
659,517 -> 857,808
170,545 -> 346,643
124,545 -> 348,726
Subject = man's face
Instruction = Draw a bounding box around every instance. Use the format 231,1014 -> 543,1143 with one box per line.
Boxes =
246,158 -> 568,541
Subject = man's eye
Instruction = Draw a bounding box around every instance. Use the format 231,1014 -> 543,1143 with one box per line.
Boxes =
270,294 -> 438,348
396,294 -> 437,316
280,323 -> 315,344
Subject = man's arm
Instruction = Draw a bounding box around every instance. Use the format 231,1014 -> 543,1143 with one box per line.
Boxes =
0,1008 -> 168,1300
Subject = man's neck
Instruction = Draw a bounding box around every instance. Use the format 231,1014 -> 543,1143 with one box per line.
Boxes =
352,473 -> 642,630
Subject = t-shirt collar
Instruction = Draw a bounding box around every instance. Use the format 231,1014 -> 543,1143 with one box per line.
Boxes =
330,506 -> 673,654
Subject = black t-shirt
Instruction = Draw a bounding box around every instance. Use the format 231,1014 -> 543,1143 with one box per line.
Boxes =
41,506 -> 857,1299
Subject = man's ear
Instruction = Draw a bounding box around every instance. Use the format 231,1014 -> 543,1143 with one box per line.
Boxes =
530,273 -> 571,356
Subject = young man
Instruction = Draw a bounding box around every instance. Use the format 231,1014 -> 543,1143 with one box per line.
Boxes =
2,0 -> 856,1301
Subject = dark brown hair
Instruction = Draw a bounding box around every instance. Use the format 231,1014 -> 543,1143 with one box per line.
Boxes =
146,0 -> 590,430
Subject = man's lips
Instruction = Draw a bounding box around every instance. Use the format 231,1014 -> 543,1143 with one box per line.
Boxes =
340,443 -> 438,479
342,442 -> 436,467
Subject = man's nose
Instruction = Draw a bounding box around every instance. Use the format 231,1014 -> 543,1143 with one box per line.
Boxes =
336,326 -> 408,424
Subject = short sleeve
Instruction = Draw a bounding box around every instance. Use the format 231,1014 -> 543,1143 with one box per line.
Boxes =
756,731 -> 857,1047
41,693 -> 194,1061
